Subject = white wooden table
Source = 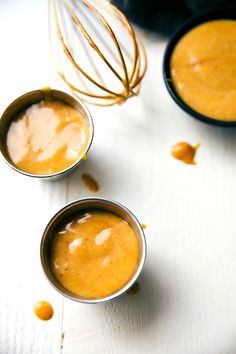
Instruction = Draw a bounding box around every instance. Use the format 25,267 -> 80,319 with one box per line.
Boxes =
1,1 -> 236,353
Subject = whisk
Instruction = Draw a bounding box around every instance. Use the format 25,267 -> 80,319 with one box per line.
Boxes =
48,0 -> 147,106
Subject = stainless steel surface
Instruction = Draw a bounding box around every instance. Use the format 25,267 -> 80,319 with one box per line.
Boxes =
49,0 -> 147,106
0,88 -> 94,179
40,198 -> 147,304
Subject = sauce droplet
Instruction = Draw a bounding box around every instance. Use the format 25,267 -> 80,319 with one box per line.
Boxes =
127,282 -> 140,295
141,223 -> 146,230
40,86 -> 53,101
61,332 -> 65,349
82,174 -> 99,192
171,142 -> 200,164
34,301 -> 54,321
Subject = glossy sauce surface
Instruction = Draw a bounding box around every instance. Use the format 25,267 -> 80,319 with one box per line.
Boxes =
50,210 -> 139,299
34,301 -> 54,321
6,100 -> 90,174
171,142 -> 200,164
171,20 -> 236,121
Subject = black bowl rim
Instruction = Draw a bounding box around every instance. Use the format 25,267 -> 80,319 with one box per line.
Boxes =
163,6 -> 236,127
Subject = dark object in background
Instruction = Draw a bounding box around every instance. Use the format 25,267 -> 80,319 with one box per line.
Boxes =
112,0 -> 236,35
112,0 -> 191,35
185,0 -> 235,12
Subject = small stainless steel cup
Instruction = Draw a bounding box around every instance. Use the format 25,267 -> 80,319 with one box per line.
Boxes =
40,198 -> 147,304
0,88 -> 94,179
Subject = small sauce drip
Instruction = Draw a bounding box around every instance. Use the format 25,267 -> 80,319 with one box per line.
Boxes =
127,282 -> 140,295
141,224 -> 146,230
61,332 -> 65,349
82,174 -> 99,192
40,86 -> 53,101
171,142 -> 200,164
34,301 -> 54,321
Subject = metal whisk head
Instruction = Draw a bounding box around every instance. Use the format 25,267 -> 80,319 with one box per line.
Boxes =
49,0 -> 147,106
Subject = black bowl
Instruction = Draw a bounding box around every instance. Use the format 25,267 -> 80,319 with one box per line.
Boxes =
163,6 -> 236,126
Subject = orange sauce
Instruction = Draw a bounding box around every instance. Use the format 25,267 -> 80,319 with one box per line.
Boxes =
6,100 -> 90,174
171,142 -> 200,164
34,301 -> 54,321
61,332 -> 65,349
82,174 -> 99,192
171,20 -> 236,121
141,224 -> 146,230
50,210 -> 139,299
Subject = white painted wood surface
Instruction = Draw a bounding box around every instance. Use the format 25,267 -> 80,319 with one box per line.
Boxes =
1,1 -> 236,353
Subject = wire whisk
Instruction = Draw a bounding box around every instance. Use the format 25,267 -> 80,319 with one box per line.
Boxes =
48,0 -> 147,106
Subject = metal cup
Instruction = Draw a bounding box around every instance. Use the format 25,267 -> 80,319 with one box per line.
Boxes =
0,88 -> 94,179
40,198 -> 147,304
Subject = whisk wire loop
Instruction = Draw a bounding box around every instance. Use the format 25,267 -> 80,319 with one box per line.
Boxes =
49,0 -> 147,105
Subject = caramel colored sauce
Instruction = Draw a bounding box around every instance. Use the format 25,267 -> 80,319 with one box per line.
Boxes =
50,210 -> 139,299
61,332 -> 65,350
171,142 -> 200,164
127,282 -> 140,295
82,174 -> 99,192
6,100 -> 90,174
34,301 -> 54,321
40,86 -> 53,100
171,20 -> 236,121
141,224 -> 146,230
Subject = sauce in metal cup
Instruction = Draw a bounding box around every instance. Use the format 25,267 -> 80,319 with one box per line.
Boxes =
40,198 -> 147,304
0,88 -> 93,179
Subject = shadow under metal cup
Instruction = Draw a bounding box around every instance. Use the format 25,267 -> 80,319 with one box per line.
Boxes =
0,89 -> 94,179
40,198 -> 147,304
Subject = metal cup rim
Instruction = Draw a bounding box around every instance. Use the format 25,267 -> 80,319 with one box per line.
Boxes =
40,197 -> 147,304
0,88 -> 94,178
